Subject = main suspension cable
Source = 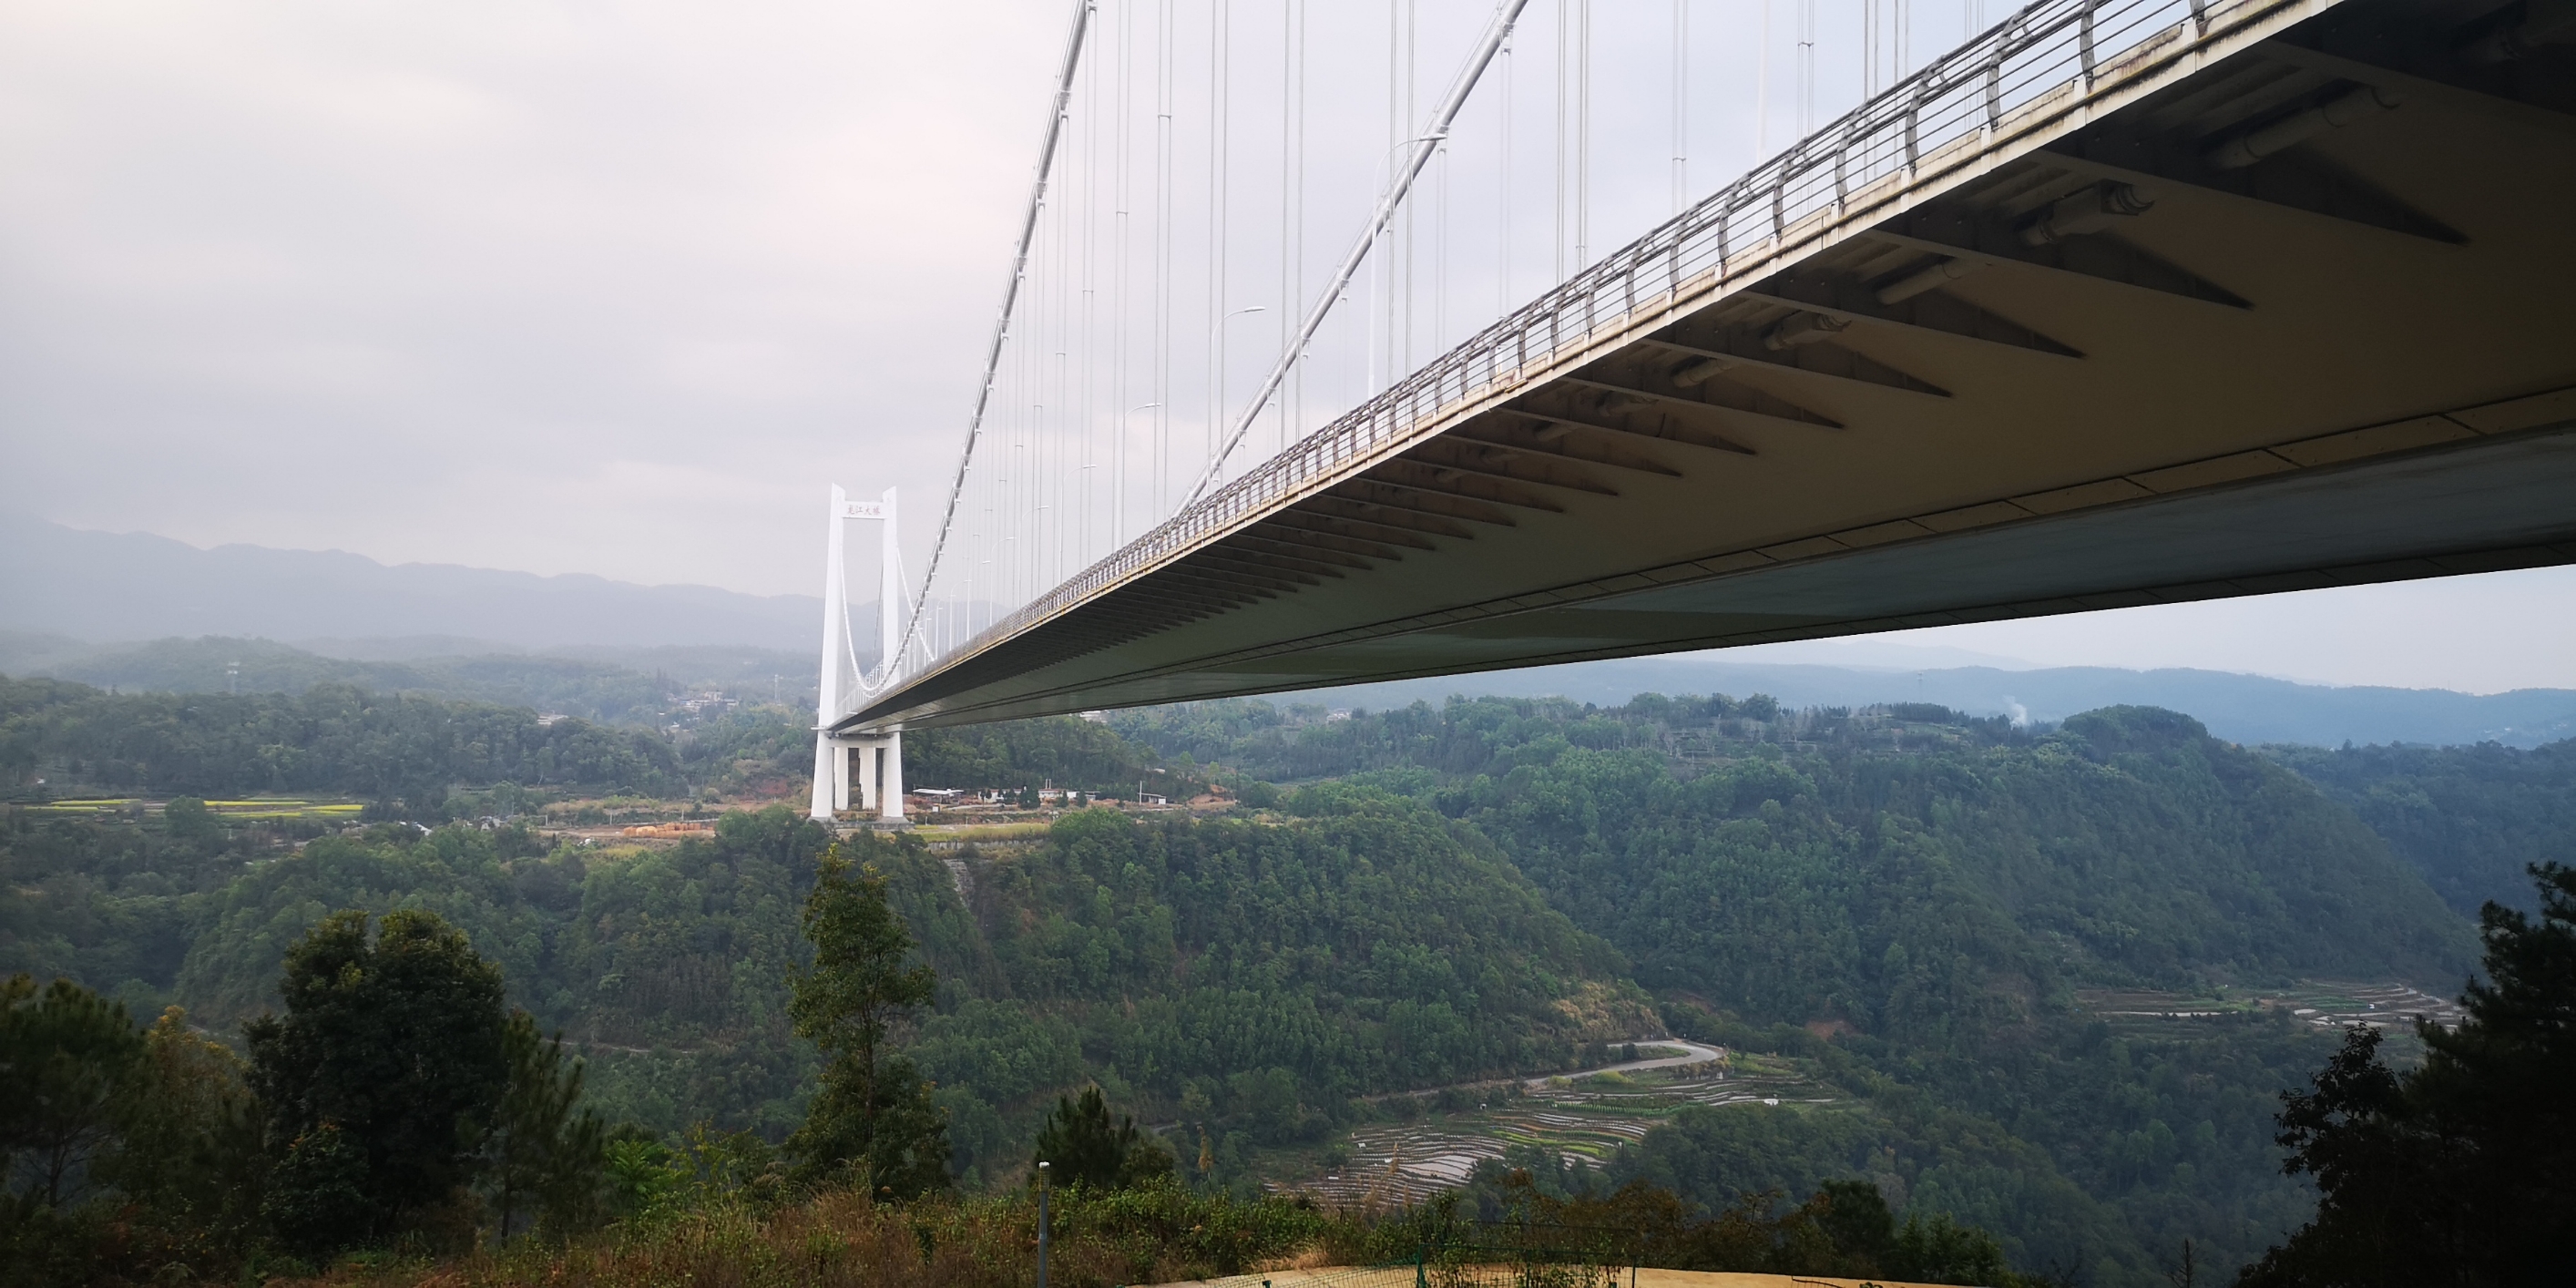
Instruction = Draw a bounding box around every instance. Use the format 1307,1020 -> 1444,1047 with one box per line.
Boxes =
874,0 -> 1094,697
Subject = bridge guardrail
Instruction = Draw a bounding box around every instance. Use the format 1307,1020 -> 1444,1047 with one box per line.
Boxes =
896,0 -> 2312,700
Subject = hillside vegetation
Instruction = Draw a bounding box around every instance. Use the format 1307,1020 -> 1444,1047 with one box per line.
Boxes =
7,798 -> 1643,1189
1,677 -> 687,805
2267,739 -> 2576,916
8,672 -> 2550,1285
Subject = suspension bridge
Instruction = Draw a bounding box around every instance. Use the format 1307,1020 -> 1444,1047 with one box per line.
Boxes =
810,0 -> 2576,819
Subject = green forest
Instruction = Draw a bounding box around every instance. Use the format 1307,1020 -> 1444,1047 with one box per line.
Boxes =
6,671 -> 2574,1284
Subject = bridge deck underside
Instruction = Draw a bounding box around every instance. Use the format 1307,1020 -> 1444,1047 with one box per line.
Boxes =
854,0 -> 2576,732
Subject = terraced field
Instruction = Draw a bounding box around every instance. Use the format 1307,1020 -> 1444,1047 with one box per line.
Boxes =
1286,1048 -> 1837,1205
2074,978 -> 2469,1067
2075,980 -> 2467,1034
19,796 -> 364,822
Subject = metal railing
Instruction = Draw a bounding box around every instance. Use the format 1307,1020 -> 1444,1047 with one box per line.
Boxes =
884,0 -> 2305,707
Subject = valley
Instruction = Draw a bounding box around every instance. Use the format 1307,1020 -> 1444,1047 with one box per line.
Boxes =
6,665 -> 2571,1284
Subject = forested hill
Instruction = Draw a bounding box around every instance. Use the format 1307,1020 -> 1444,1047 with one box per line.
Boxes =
0,675 -> 689,804
1112,695 -> 2485,1277
7,681 -> 2531,1285
1119,696 -> 2477,990
18,802 -> 1646,1191
0,632 -> 820,725
0,672 -> 1181,812
2265,739 -> 2576,917
1477,700 -> 2472,1002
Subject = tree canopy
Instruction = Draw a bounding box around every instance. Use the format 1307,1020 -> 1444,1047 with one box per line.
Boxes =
244,909 -> 511,1252
2242,863 -> 2576,1286
786,847 -> 950,1199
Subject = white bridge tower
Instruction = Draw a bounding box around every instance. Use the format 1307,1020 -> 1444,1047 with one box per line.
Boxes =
808,485 -> 906,823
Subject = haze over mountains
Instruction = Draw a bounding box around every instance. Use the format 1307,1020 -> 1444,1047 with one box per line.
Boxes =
1295,659 -> 2576,750
11,515 -> 2576,747
0,514 -> 826,651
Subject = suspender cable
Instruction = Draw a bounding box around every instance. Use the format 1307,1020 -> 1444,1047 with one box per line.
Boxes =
1434,138 -> 1446,357
1078,15 -> 1100,574
1797,0 -> 1815,135
1757,0 -> 1771,155
1671,0 -> 1687,215
1184,0 -> 1531,507
1498,28 -> 1511,315
1280,0 -> 1294,455
1112,0 -> 1134,546
1206,0 -> 1229,481
1553,0 -> 1567,282
872,0 -> 1091,697
1403,0 -> 1417,374
1153,0 -> 1173,522
1575,0 -> 1590,270
1866,0 -> 1878,98
1378,0 -> 1397,396
1291,0 -> 1306,451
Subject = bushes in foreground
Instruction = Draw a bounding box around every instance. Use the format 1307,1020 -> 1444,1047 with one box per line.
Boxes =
265,1181 -> 1338,1288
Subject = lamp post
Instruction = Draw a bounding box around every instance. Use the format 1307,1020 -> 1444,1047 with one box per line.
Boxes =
1122,401 -> 1160,543
1036,1160 -> 1050,1288
1208,306 -> 1268,491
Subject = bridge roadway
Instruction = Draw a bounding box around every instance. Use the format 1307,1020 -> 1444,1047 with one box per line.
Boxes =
846,0 -> 2576,734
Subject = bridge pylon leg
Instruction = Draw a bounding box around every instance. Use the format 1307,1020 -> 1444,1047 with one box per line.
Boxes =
881,731 -> 905,822
808,732 -> 837,822
854,738 -> 881,813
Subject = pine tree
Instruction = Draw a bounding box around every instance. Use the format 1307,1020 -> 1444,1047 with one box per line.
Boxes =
0,976 -> 146,1206
243,909 -> 509,1252
786,845 -> 951,1197
481,1011 -> 605,1241
1030,1086 -> 1174,1191
97,1007 -> 264,1259
2243,863 -> 2576,1285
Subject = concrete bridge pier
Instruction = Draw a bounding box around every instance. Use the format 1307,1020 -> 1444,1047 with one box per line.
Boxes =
811,731 -> 905,822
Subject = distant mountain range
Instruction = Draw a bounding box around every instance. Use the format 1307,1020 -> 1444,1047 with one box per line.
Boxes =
0,515 -> 833,651
6,516 -> 2572,748
0,632 -> 821,726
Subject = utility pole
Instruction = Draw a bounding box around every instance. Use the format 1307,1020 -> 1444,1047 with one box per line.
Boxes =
1035,1160 -> 1051,1288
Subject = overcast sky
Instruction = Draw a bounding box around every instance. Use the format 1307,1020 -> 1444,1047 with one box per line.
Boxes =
5,0 -> 2572,695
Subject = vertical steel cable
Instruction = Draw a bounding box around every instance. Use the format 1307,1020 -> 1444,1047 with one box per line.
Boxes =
1078,20 -> 1099,574
1280,0 -> 1294,455
1288,0 -> 1307,455
1498,29 -> 1512,316
1757,0 -> 1772,156
1435,138 -> 1447,358
887,0 -> 1090,681
1186,0 -> 1530,506
1214,0 -> 1232,475
1403,0 -> 1418,374
1379,0 -> 1397,395
1154,0 -> 1173,523
1575,0 -> 1590,271
1866,0 -> 1878,99
1798,0 -> 1815,135
1205,0 -> 1224,484
1111,0 -> 1133,547
1671,0 -> 1688,216
1049,98 -> 1071,591
1553,0 -> 1567,282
